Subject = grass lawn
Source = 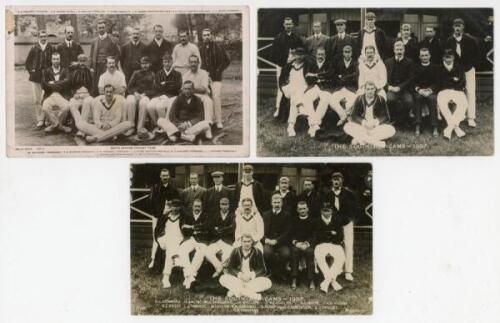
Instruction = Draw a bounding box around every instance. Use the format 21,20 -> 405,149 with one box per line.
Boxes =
257,87 -> 494,157
13,61 -> 243,146
130,241 -> 372,315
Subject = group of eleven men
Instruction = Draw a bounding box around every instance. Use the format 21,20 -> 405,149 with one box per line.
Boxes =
271,13 -> 480,147
24,20 -> 231,144
146,165 -> 361,300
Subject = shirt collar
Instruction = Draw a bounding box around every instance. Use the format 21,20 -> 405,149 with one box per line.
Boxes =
421,62 -> 431,67
164,68 -> 173,75
99,33 -> 108,40
241,179 -> 254,186
321,215 -> 332,224
273,208 -> 282,214
39,42 -> 47,49
444,62 -> 454,71
155,38 -> 163,46
65,39 -> 73,47
454,34 -> 463,42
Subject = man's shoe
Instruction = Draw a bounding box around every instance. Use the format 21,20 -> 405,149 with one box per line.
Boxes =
443,126 -> 453,140
454,126 -> 466,138
345,273 -> 354,281
291,278 -> 297,290
162,275 -> 171,288
137,128 -> 150,140
183,276 -> 195,289
309,280 -> 316,291
181,133 -> 196,142
44,124 -> 57,133
76,130 -> 85,137
216,122 -> 223,129
432,127 -> 439,138
205,128 -> 213,140
467,119 -> 477,128
58,125 -> 72,133
124,128 -> 135,137
36,120 -> 45,128
168,135 -> 178,142
148,258 -> 155,269
85,136 -> 97,143
415,125 -> 420,136
273,108 -> 279,118
320,279 -> 329,293
287,124 -> 296,137
331,280 -> 343,291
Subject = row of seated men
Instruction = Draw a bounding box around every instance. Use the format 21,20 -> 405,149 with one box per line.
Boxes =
271,15 -> 480,146
25,25 -> 230,143
278,44 -> 474,147
146,167 -> 361,299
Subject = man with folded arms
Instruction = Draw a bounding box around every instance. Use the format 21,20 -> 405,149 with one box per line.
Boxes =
344,81 -> 395,148
125,56 -> 156,139
41,52 -> 72,134
289,201 -> 316,290
357,46 -> 387,99
262,193 -> 291,280
147,53 -> 182,132
436,49 -> 468,140
413,47 -> 439,137
69,54 -> 95,137
314,202 -> 347,293
157,80 -> 211,143
76,84 -> 133,143
178,199 -> 211,289
219,233 -> 271,301
205,197 -> 235,277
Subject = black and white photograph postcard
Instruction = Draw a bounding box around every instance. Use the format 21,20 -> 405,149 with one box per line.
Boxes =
130,163 -> 372,314
5,6 -> 249,157
257,8 -> 494,156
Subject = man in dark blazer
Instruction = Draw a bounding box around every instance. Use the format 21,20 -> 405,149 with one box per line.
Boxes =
304,21 -> 329,57
297,179 -> 321,218
203,170 -> 234,215
419,26 -> 443,65
271,17 -> 305,116
233,164 -> 267,214
55,25 -> 84,70
396,24 -> 419,63
120,27 -> 146,83
321,172 -> 361,281
144,25 -> 174,72
385,40 -> 415,128
262,193 -> 291,280
327,19 -> 357,63
445,18 -> 479,128
357,12 -> 388,60
147,168 -> 181,270
25,30 -> 54,128
272,176 -> 298,216
181,172 -> 207,214
89,19 -> 121,93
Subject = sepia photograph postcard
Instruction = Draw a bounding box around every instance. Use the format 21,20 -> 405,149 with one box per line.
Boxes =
5,6 -> 249,157
257,8 -> 494,156
130,163 -> 372,314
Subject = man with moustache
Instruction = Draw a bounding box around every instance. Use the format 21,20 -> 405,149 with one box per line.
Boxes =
203,171 -> 234,216
89,19 -> 120,93
297,179 -> 320,218
357,12 -> 388,60
234,198 -> 264,252
145,25 -> 174,73
304,21 -> 329,57
357,46 -> 387,99
181,172 -> 207,214
172,30 -> 201,75
419,26 -> 443,65
395,24 -> 419,62
121,27 -> 146,83
97,56 -> 126,96
327,19 -> 357,63
55,25 -> 84,70
233,164 -> 267,214
272,177 -> 297,216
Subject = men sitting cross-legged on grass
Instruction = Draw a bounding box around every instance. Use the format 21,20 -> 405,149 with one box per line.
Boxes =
178,198 -> 211,289
68,54 -> 95,138
219,233 -> 272,301
279,47 -> 321,137
157,80 -> 211,143
74,84 -> 133,143
147,53 -> 182,134
154,199 -> 185,289
344,81 -> 395,148
436,49 -> 468,140
41,52 -> 72,133
205,197 -> 236,278
125,56 -> 156,139
314,202 -> 347,294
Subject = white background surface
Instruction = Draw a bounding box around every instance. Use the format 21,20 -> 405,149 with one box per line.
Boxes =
1,0 -> 500,322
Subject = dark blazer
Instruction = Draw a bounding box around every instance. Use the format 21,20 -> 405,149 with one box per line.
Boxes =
127,69 -> 156,98
203,185 -> 234,215
120,41 -> 147,82
289,216 -> 316,246
180,211 -> 211,244
262,209 -> 291,245
144,39 -> 173,72
272,190 -> 298,216
225,246 -> 267,278
25,43 -> 54,83
358,28 -> 388,59
41,67 -> 71,101
314,215 -> 348,245
331,59 -> 358,92
384,56 -> 415,91
350,94 -> 391,125
321,187 -> 361,223
89,35 -> 120,71
169,94 -> 206,126
55,41 -> 84,69
211,211 -> 236,245
70,66 -> 94,96
304,34 -> 329,56
148,181 -> 181,218
437,63 -> 466,92
297,190 -> 321,218
199,40 -> 231,82
271,31 -> 304,67
327,33 -> 357,63
445,33 -> 479,71
181,185 -> 207,215
419,37 -> 444,65
413,63 -> 440,93
395,37 -> 419,63
305,60 -> 335,91
233,180 -> 267,214
153,68 -> 182,98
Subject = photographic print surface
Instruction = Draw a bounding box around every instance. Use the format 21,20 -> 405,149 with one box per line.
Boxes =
257,8 -> 494,156
130,163 -> 372,315
6,6 -> 249,157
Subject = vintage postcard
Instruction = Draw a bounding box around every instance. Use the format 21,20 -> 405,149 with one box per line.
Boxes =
130,163 -> 373,314
257,8 -> 494,156
6,6 -> 249,157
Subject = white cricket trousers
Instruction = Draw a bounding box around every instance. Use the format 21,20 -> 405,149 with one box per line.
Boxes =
275,66 -> 282,109
437,89 -> 468,127
157,234 -> 183,276
147,96 -> 176,125
464,68 -> 476,120
281,84 -> 321,126
343,122 -> 395,143
314,243 -> 346,281
219,274 -> 272,297
126,95 -> 151,129
178,237 -> 207,278
157,119 -> 210,137
343,221 -> 354,274
316,87 -> 355,122
31,81 -> 44,122
211,81 -> 222,124
206,239 -> 234,271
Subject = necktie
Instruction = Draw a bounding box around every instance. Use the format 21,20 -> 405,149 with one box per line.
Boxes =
456,41 -> 462,57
